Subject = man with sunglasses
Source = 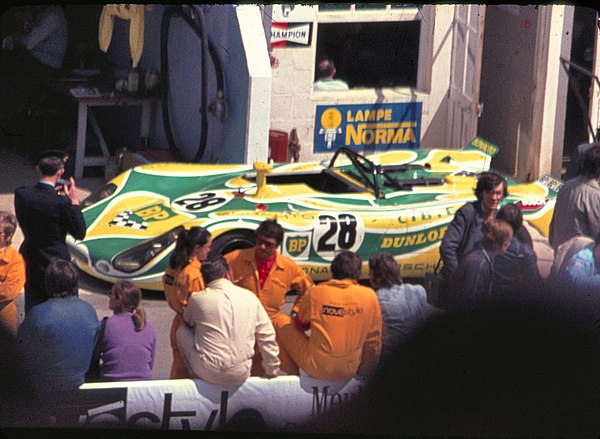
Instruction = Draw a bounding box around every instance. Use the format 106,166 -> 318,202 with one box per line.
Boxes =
225,218 -> 314,376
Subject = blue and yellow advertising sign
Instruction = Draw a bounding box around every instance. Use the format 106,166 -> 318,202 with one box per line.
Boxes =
314,102 -> 422,153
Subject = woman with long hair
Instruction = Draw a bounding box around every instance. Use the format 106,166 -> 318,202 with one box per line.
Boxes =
162,226 -> 212,378
98,279 -> 156,381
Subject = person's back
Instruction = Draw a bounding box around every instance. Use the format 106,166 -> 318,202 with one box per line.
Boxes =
368,253 -> 427,361
99,280 -> 156,381
314,78 -> 350,91
313,57 -> 349,91
17,260 -> 98,393
493,233 -> 540,295
493,203 -> 542,296
555,241 -> 600,295
450,219 -> 513,308
178,257 -> 280,386
187,281 -> 270,377
549,144 -> 600,250
14,152 -> 86,313
100,314 -> 155,380
20,297 -> 98,390
274,251 -> 382,381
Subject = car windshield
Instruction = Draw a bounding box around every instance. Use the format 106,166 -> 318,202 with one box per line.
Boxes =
328,147 -> 444,198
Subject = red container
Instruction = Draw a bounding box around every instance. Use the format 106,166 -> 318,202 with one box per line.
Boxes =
268,130 -> 288,163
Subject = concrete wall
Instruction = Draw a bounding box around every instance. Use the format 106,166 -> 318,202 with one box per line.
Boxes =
269,5 -> 458,164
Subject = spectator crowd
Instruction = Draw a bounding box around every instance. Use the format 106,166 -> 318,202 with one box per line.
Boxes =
4,144 -> 600,435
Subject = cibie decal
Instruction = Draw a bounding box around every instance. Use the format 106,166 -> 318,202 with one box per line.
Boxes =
172,192 -> 230,213
109,211 -> 148,230
312,213 -> 365,261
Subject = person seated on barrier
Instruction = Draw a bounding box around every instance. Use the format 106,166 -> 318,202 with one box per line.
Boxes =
225,219 -> 314,376
162,226 -> 212,379
17,259 -> 98,394
368,253 -> 427,362
177,256 -> 280,386
96,280 -> 156,381
273,250 -> 382,381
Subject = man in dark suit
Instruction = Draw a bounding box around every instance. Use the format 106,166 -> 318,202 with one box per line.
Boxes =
14,151 -> 86,313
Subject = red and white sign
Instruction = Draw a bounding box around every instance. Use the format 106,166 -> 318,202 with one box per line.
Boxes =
271,22 -> 312,48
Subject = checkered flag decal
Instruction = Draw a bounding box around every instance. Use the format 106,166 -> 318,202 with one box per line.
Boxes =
108,211 -> 148,230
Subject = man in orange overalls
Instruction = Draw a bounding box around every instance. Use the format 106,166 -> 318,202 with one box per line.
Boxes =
225,219 -> 313,375
273,250 -> 382,380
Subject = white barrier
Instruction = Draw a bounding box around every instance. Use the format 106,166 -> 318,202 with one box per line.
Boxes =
75,375 -> 366,431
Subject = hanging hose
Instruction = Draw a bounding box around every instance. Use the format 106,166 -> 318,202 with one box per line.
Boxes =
160,5 -> 226,162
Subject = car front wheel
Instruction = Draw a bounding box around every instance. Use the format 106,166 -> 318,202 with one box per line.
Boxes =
209,230 -> 255,258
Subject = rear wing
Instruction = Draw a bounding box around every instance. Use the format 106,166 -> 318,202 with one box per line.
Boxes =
461,136 -> 500,157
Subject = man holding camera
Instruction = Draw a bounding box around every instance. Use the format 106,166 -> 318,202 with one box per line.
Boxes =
14,150 -> 86,313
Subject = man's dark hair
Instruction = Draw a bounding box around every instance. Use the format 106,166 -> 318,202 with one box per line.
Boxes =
201,256 -> 230,284
369,253 -> 402,289
255,219 -> 284,245
45,259 -> 79,298
317,58 -> 335,79
496,202 -> 523,234
36,156 -> 64,177
580,144 -> 600,179
474,172 -> 508,201
331,251 -> 362,280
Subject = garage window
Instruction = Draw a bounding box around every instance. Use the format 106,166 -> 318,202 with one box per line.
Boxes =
315,4 -> 433,91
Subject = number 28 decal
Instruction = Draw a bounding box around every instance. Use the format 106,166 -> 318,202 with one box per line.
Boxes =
172,192 -> 230,213
313,213 -> 364,260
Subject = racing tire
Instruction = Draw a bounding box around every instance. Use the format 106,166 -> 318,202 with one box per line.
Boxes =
209,231 -> 255,258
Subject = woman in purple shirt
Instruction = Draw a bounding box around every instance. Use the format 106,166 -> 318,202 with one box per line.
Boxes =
99,280 -> 156,381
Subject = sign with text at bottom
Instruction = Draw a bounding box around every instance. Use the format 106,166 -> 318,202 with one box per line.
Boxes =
68,375 -> 365,431
314,102 -> 422,153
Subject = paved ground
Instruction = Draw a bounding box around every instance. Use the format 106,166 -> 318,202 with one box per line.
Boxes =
0,145 -> 555,380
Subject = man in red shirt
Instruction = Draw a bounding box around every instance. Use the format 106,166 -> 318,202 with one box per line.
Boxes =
225,219 -> 314,375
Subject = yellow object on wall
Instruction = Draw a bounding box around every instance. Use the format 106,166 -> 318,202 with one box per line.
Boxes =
98,4 -> 153,68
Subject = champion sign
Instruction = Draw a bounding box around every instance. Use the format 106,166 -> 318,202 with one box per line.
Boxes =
271,22 -> 312,48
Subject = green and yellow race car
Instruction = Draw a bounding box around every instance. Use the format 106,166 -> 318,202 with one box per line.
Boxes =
68,137 -> 561,291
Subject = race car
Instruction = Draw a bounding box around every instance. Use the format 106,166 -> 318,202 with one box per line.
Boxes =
68,137 -> 561,291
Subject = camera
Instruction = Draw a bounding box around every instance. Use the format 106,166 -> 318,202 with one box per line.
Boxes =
56,178 -> 72,196
56,178 -> 71,190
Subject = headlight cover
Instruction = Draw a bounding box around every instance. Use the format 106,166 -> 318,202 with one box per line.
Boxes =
112,226 -> 184,273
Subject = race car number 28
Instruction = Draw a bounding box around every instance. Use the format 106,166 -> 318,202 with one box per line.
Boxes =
172,192 -> 229,213
313,213 -> 364,259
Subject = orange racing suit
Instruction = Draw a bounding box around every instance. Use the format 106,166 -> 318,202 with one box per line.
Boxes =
225,247 -> 313,375
0,245 -> 25,334
273,278 -> 382,380
162,258 -> 204,378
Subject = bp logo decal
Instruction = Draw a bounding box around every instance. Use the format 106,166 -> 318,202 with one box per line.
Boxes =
109,204 -> 177,229
283,234 -> 311,259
